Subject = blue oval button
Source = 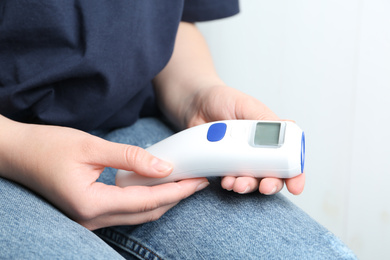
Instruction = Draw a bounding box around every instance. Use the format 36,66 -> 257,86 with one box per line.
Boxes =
207,123 -> 227,142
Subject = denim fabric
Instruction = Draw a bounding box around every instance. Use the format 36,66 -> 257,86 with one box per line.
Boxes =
0,118 -> 357,259
0,177 -> 123,259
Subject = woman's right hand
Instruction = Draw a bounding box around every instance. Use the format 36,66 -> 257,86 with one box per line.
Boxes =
0,115 -> 209,230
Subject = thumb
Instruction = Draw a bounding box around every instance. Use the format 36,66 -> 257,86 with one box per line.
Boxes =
91,138 -> 173,178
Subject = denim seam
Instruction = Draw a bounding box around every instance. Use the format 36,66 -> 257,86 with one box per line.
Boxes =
96,228 -> 163,260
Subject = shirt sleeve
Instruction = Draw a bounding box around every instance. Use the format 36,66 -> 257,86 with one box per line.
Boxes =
182,0 -> 239,22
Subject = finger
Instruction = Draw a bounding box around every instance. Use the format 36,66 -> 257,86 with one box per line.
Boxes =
221,176 -> 236,191
258,177 -> 284,195
80,202 -> 179,230
88,178 -> 209,216
285,172 -> 305,195
222,176 -> 260,194
90,138 -> 173,178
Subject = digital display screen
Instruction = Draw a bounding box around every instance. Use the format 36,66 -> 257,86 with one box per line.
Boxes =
254,122 -> 281,146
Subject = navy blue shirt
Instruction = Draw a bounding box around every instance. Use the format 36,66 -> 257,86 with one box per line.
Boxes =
0,0 -> 239,131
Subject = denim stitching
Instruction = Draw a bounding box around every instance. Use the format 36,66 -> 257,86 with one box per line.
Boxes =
96,228 -> 163,260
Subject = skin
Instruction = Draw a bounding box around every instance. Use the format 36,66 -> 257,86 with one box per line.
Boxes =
0,22 -> 304,231
153,22 -> 305,196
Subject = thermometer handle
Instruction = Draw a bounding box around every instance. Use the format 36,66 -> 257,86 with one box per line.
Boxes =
116,120 -> 305,187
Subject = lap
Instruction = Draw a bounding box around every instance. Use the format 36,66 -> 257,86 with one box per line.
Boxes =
96,178 -> 355,259
0,117 -> 356,259
0,177 -> 123,259
94,118 -> 356,259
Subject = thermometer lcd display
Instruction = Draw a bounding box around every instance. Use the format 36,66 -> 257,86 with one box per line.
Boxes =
254,122 -> 281,146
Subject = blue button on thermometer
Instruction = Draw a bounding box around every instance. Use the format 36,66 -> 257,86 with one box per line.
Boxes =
116,120 -> 305,186
207,123 -> 227,142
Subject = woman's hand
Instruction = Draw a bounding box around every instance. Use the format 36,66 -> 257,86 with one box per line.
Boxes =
0,116 -> 209,230
184,85 -> 305,196
153,22 -> 304,195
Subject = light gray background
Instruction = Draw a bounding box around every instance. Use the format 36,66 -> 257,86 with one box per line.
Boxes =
197,1 -> 390,259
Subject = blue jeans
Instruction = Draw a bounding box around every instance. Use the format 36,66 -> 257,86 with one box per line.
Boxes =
0,118 -> 356,259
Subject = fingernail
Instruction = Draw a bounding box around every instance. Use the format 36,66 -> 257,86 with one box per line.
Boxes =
238,186 -> 251,194
196,182 -> 210,192
151,158 -> 172,173
264,186 -> 278,195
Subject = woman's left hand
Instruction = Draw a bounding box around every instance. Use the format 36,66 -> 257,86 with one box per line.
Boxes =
153,22 -> 304,196
184,84 -> 305,195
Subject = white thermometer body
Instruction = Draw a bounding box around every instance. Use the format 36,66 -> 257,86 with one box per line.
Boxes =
116,120 -> 305,187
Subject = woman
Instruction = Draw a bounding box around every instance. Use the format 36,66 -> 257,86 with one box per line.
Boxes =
0,1 -> 355,259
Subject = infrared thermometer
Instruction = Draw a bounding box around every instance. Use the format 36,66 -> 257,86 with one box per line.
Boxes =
116,120 -> 305,187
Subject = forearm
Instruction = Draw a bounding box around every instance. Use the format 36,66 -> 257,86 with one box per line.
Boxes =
0,115 -> 49,189
0,115 -> 25,180
153,22 -> 225,129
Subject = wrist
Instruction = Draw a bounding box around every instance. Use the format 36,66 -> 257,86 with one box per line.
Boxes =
0,115 -> 27,180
